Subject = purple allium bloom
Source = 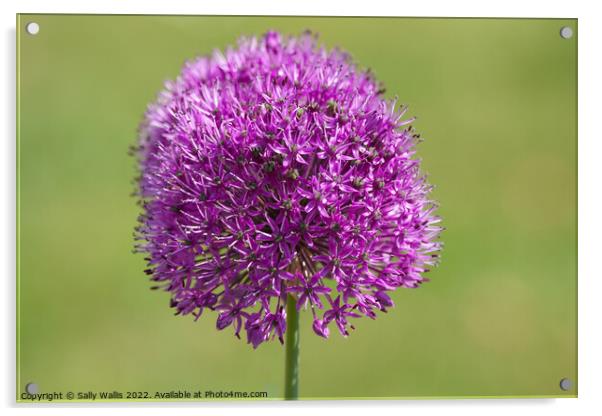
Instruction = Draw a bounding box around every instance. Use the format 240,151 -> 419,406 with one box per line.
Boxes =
134,31 -> 442,348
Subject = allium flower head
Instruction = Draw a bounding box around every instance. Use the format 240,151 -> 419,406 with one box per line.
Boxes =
135,31 -> 442,348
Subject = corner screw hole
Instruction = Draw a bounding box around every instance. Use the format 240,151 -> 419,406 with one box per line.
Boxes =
560,26 -> 573,39
25,383 -> 38,394
26,22 -> 40,36
559,378 -> 573,391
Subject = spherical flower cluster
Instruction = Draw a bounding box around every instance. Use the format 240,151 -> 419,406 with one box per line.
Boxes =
135,31 -> 442,348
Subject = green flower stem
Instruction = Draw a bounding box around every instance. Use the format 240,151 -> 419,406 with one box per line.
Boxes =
284,294 -> 300,400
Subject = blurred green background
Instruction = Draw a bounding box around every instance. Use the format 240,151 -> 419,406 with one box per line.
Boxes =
17,15 -> 577,400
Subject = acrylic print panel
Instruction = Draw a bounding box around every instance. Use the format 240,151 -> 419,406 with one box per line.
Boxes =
16,15 -> 577,401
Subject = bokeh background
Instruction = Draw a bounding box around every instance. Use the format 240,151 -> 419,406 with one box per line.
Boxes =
17,15 -> 577,400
